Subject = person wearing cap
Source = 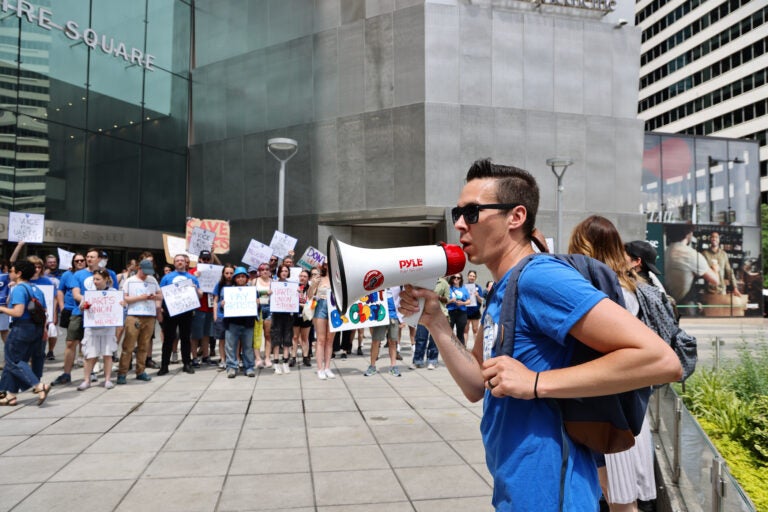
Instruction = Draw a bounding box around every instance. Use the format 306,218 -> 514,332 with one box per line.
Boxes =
116,259 -> 161,384
190,250 -> 216,367
222,267 -> 258,378
625,240 -> 666,293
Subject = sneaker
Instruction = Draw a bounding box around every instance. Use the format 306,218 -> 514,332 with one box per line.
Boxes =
170,352 -> 179,364
103,380 -> 114,390
77,381 -> 90,391
93,361 -> 102,374
202,357 -> 217,366
303,357 -> 312,367
46,351 -> 55,361
227,368 -> 236,378
75,357 -> 84,368
396,353 -> 403,361
324,368 -> 336,379
218,361 -> 226,370
282,363 -> 290,374
288,357 -> 296,367
246,370 -> 255,378
91,372 -> 99,383
317,370 -> 327,380
390,366 -> 402,377
136,372 -> 151,382
409,362 -> 425,370
274,365 -> 283,375
145,359 -> 159,369
157,368 -> 169,376
427,363 -> 436,370
238,360 -> 244,369
191,358 -> 201,368
116,375 -> 127,385
356,347 -> 363,356
340,352 -> 347,359
363,365 -> 377,377
51,373 -> 71,386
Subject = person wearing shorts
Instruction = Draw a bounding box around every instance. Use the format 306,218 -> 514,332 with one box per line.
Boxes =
363,287 -> 403,377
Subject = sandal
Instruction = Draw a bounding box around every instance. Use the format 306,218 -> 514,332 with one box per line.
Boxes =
33,383 -> 51,406
0,392 -> 17,406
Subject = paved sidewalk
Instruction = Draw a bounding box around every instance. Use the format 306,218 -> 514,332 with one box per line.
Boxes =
0,339 -> 493,512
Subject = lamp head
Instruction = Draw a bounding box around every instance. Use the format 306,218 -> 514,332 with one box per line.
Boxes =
546,157 -> 574,168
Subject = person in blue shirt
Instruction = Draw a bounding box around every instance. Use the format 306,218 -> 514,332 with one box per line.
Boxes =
446,273 -> 471,346
158,253 -> 202,375
399,158 -> 681,511
464,269 -> 486,343
50,253 -> 86,386
0,260 -> 51,406
0,268 -> 10,342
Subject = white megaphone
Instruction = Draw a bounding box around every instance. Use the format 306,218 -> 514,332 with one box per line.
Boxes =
327,236 -> 466,326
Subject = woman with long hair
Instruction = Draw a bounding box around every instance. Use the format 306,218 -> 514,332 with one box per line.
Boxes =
568,215 -> 655,512
293,269 -> 312,367
269,264 -> 293,374
253,263 -> 273,368
307,262 -> 334,379
447,273 -> 471,346
212,263 -> 237,369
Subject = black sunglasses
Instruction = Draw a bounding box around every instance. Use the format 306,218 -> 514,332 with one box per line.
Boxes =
451,203 -> 520,224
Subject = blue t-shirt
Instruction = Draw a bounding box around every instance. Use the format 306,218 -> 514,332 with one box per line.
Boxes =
58,270 -> 79,312
0,273 -> 10,304
71,268 -> 119,317
447,285 -> 469,312
10,282 -> 47,321
480,257 -> 605,511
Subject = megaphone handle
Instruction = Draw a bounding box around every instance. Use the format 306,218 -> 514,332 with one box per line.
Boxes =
401,278 -> 435,328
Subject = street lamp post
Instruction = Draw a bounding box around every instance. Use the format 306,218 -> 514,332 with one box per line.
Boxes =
547,157 -> 573,253
267,138 -> 298,233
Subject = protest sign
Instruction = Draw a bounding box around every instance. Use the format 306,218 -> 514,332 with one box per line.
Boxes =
329,290 -> 389,332
223,286 -> 258,317
242,239 -> 273,268
57,248 -> 75,270
195,263 -> 223,294
38,285 -> 55,324
161,279 -> 199,317
82,290 -> 124,328
126,281 -> 159,316
288,267 -> 302,282
188,226 -> 216,256
269,231 -> 297,259
186,218 -> 230,254
270,281 -> 299,313
466,283 -> 477,307
8,212 -> 44,243
163,234 -> 196,265
298,246 -> 326,270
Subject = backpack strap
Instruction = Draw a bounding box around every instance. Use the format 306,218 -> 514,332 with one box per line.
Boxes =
493,253 -> 540,357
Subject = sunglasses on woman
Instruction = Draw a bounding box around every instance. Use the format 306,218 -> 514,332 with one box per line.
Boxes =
451,203 -> 520,224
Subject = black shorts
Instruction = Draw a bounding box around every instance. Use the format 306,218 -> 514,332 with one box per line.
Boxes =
293,313 -> 311,328
467,310 -> 481,320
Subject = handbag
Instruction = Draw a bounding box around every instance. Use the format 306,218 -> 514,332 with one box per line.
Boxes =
252,318 -> 263,351
302,298 -> 316,322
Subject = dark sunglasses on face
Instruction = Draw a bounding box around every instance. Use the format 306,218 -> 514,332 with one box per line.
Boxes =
451,203 -> 521,224
74,259 -> 85,263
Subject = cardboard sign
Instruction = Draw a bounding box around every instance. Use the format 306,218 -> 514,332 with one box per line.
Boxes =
288,267 -> 302,282
82,290 -> 124,328
270,281 -> 299,313
161,279 -> 199,317
298,246 -> 326,270
242,239 -> 273,268
38,284 -> 55,324
8,212 -> 45,243
126,281 -> 159,316
269,231 -> 297,259
196,263 -> 223,294
329,290 -> 389,332
163,234 -> 196,265
222,286 -> 258,317
466,283 -> 478,307
186,218 -> 230,254
57,248 -> 76,270
188,226 -> 216,256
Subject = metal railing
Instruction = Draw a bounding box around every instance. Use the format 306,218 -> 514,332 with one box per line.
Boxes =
650,385 -> 757,512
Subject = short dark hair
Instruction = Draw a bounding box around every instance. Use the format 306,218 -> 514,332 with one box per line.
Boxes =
666,224 -> 694,244
466,158 -> 540,238
13,260 -> 35,280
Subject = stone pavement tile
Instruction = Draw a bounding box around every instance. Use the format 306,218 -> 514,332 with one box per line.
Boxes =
247,399 -> 303,414
369,424 -> 441,444
237,428 -> 307,450
472,463 -> 493,486
40,416 -> 122,435
206,376 -> 254,390
199,389 -> 254,402
230,447 -> 309,475
302,388 -> 354,400
2,401 -> 85,418
305,412 -> 367,429
11,479 -> 133,512
191,400 -> 249,415
110,414 -> 185,433
177,414 -> 246,432
318,503 -> 414,512
7,433 -> 99,456
0,418 -> 58,436
303,398 -> 358,413
0,435 -> 27,453
412,496 -> 494,512
311,444 -> 388,472
347,384 -> 397,399
218,473 -> 313,511
450,439 -> 487,464
50,451 -> 155,481
88,390 -> 153,403
253,377 -> 300,390
242,412 -> 305,429
85,431 -> 173,454
354,397 -> 410,411
429,421 -> 482,441
0,483 -> 37,512
160,377 -> 214,391
418,408 -> 479,423
395,465 -> 491,501
0,454 -> 73,483
144,449 -> 232,478
145,389 -> 203,402
250,387 -> 303,401
314,469 -> 407,507
67,401 -> 140,417
307,426 -> 376,447
165,429 -> 240,451
380,441 -> 464,468
117,476 -> 223,512
362,409 -> 424,426
393,385 -> 450,398
131,401 -> 195,416
404,396 -> 465,409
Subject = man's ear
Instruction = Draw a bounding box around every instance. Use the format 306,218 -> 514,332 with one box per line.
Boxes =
506,205 -> 527,231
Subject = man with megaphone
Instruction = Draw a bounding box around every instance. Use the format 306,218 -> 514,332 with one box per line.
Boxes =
397,159 -> 682,511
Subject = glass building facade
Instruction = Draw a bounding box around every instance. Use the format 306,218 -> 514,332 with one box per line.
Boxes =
0,0 -> 190,232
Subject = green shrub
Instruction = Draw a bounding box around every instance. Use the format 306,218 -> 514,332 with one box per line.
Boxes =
743,394 -> 768,463
680,370 -> 750,439
729,344 -> 768,401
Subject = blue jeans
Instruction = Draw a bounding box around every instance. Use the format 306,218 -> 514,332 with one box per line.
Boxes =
225,323 -> 254,372
0,322 -> 43,393
412,324 -> 439,366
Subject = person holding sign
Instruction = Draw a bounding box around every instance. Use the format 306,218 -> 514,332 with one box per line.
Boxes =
253,263 -> 274,368
307,262 -> 334,380
269,265 -> 295,374
50,253 -> 86,387
158,254 -> 203,376
117,260 -> 161,385
222,267 -> 258,378
76,269 -> 122,391
293,269 -> 313,367
212,264 -> 237,369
